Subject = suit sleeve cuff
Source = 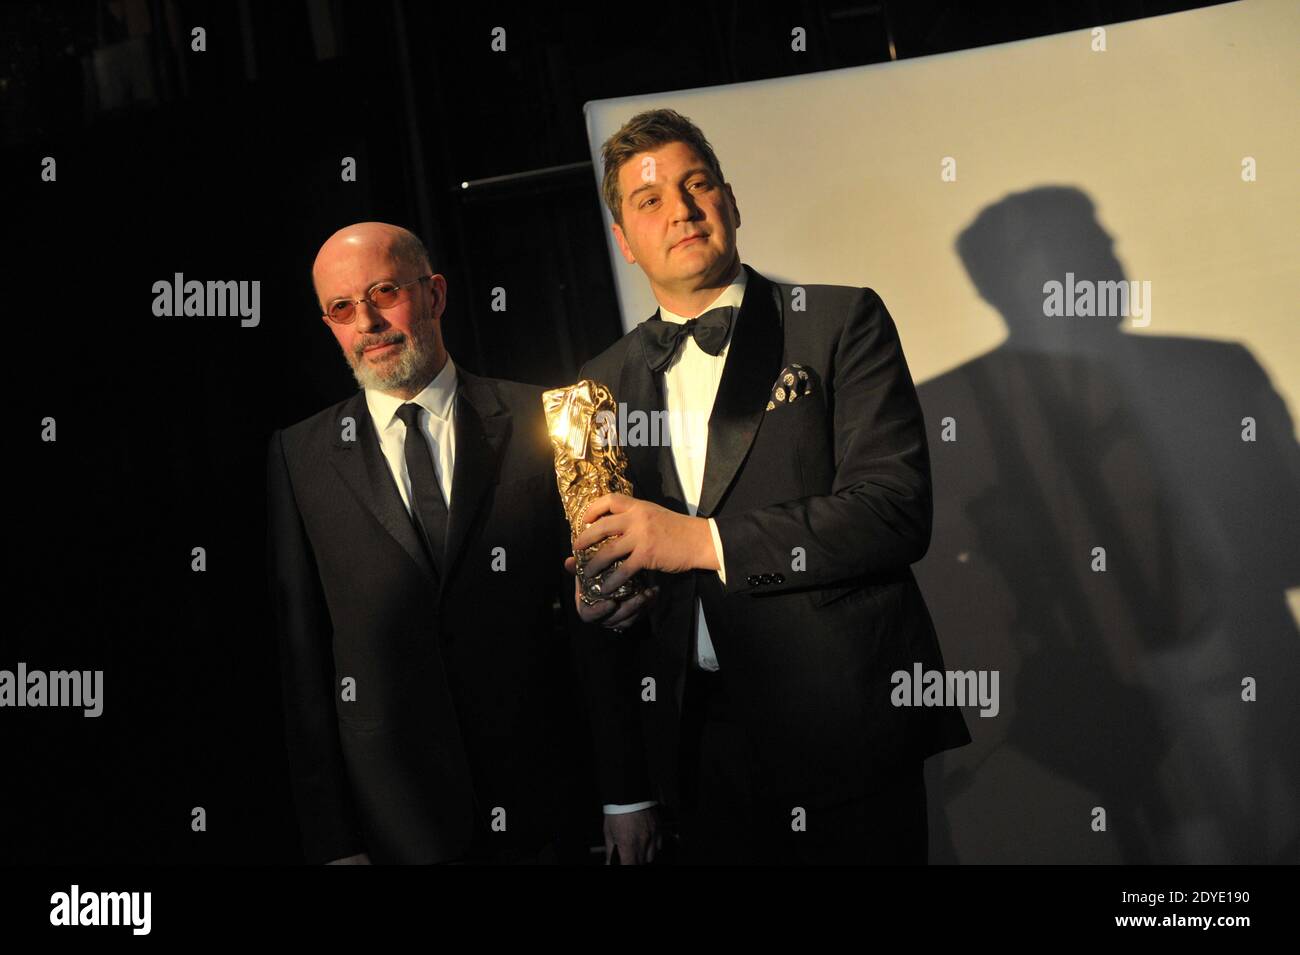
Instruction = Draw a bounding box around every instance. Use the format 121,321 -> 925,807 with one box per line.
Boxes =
708,518 -> 727,585
602,801 -> 657,814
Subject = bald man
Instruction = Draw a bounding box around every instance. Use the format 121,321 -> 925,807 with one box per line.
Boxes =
266,223 -> 657,864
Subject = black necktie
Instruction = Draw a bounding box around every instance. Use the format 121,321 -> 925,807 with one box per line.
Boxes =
395,402 -> 449,577
639,305 -> 734,373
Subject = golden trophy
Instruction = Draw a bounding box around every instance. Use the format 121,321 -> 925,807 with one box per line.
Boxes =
542,380 -> 645,606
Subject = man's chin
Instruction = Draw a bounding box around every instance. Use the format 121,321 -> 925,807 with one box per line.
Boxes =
351,358 -> 398,390
669,245 -> 729,270
349,351 -> 431,393
660,264 -> 722,291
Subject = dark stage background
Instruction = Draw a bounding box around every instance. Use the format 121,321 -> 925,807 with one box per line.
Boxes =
4,0 -> 1234,863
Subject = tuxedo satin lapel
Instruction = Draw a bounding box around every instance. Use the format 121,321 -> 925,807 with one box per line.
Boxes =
442,371 -> 508,595
617,327 -> 687,509
329,391 -> 437,582
697,266 -> 784,517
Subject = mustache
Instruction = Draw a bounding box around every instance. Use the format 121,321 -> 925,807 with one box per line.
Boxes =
356,332 -> 406,355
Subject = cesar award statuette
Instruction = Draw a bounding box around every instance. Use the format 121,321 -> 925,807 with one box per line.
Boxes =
542,380 -> 644,606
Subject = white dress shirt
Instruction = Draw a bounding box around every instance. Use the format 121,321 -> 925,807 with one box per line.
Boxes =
365,355 -> 458,511
657,266 -> 744,672
363,356 -> 647,816
595,271 -> 746,819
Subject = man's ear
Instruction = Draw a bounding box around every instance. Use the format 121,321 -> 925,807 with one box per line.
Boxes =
726,183 -> 741,230
428,274 -> 448,321
611,222 -> 637,265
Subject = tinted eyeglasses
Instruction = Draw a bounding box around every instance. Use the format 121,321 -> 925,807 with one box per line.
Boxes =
323,275 -> 432,324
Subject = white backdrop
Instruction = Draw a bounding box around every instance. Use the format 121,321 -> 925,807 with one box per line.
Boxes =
582,0 -> 1300,865
584,0 -> 1297,416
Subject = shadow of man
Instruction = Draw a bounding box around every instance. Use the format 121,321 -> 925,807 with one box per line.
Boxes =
916,185 -> 1300,863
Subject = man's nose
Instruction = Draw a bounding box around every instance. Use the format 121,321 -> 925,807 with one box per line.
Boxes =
670,190 -> 702,223
352,300 -> 385,332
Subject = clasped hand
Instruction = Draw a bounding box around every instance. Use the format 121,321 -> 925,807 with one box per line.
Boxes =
564,493 -> 718,629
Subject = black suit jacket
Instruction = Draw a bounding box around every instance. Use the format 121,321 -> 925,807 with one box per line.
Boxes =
580,264 -> 971,811
266,368 -> 648,864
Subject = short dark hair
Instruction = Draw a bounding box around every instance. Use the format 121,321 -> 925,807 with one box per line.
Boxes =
600,108 -> 726,226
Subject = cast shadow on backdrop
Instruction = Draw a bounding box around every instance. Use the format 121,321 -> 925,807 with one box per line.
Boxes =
914,186 -> 1300,864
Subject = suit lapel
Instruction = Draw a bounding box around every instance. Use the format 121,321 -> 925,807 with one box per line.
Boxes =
617,328 -> 687,511
329,390 -> 437,582
697,265 -> 784,516
442,370 -> 510,596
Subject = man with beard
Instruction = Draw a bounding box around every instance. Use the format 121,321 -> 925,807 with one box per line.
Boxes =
266,222 -> 656,864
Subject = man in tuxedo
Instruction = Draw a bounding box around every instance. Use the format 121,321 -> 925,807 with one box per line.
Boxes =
572,110 -> 972,863
266,221 -> 656,864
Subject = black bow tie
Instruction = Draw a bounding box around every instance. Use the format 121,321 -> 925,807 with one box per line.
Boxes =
639,305 -> 735,373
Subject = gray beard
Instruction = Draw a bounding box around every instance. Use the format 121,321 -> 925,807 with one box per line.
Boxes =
343,319 -> 438,394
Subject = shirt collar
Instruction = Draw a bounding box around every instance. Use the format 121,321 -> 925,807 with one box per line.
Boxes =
657,263 -> 748,324
365,355 -> 458,431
